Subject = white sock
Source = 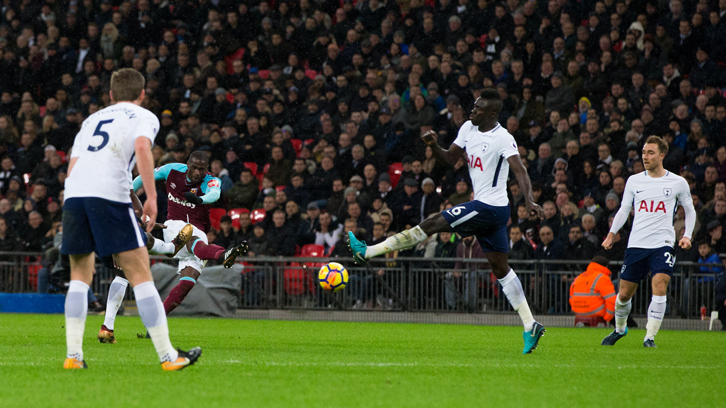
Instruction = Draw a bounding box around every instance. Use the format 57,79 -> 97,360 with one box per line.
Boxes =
498,269 -> 535,331
150,237 -> 175,255
65,280 -> 89,361
103,277 -> 128,331
365,226 -> 429,258
614,296 -> 632,334
645,295 -> 667,341
133,281 -> 178,363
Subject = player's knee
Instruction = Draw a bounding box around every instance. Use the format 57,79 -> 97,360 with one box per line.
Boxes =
420,213 -> 449,235
186,236 -> 202,251
180,267 -> 200,280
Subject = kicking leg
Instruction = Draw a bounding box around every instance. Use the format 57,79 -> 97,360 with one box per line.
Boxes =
64,253 -> 94,369
186,236 -> 248,268
350,213 -> 451,263
148,224 -> 194,257
163,267 -> 200,314
645,273 -> 670,346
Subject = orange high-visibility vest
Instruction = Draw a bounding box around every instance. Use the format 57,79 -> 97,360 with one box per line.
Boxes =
569,262 -> 616,321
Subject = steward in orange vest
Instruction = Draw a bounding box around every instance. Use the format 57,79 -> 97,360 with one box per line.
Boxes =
569,256 -> 616,321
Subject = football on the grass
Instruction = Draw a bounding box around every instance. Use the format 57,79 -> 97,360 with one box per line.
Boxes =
318,262 -> 349,292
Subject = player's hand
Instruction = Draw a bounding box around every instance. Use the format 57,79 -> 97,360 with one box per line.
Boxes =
526,201 -> 543,219
679,237 -> 692,250
184,192 -> 204,205
143,199 -> 157,234
602,234 -> 614,250
421,130 -> 438,146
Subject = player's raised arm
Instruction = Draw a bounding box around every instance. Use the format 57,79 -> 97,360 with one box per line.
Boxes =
603,180 -> 635,249
678,179 -> 696,250
421,130 -> 466,167
507,154 -> 543,219
184,175 -> 222,205
135,137 -> 157,233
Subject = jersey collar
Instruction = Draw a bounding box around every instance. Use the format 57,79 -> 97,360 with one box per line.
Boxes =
478,122 -> 501,135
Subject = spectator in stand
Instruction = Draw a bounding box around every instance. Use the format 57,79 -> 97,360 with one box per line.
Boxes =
266,209 -> 296,256
226,168 -> 259,210
214,215 -> 239,249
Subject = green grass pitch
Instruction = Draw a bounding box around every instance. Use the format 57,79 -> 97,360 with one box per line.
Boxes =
1,314 -> 724,408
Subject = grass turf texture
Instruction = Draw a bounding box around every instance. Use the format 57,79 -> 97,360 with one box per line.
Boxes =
1,314 -> 724,408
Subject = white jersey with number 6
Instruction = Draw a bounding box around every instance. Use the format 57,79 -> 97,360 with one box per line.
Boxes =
65,102 -> 159,204
609,171 -> 696,249
452,121 -> 519,206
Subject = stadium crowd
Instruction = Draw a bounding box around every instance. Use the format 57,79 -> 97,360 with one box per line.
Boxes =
0,0 -> 725,297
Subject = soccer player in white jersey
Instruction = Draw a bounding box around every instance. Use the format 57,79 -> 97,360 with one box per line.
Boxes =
601,136 -> 696,347
61,68 -> 201,370
349,90 -> 547,354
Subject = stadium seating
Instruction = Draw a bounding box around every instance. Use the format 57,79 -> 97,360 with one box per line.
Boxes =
228,208 -> 250,229
284,263 -> 312,296
251,208 -> 266,224
291,139 -> 302,156
388,162 -> 403,188
209,208 -> 227,231
243,162 -> 258,175
299,244 -> 325,258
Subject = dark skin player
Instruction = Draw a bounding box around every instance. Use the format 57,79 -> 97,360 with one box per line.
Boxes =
418,96 -> 543,280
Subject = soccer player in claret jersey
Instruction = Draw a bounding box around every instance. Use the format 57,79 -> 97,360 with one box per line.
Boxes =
98,152 -> 247,343
348,90 -> 547,354
61,68 -> 200,370
601,136 -> 696,347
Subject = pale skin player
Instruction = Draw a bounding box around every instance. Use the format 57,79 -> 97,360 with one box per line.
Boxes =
601,137 -> 695,347
63,68 -> 200,370
601,142 -> 691,305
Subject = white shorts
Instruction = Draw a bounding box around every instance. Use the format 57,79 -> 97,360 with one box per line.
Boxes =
163,220 -> 207,273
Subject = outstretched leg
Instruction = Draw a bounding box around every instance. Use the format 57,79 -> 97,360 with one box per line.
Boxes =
349,213 -> 451,263
186,236 -> 248,268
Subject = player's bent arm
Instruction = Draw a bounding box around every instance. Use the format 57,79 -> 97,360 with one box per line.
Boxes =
131,162 -> 186,192
422,131 -> 466,166
199,176 -> 222,204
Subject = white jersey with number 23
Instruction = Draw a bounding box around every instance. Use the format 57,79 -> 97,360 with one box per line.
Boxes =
609,170 -> 696,249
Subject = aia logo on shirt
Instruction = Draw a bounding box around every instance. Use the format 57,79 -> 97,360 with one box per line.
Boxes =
638,200 -> 667,213
207,179 -> 220,188
467,155 -> 484,171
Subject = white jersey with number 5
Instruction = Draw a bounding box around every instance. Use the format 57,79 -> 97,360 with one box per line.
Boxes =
65,102 -> 159,204
609,171 -> 696,249
452,121 -> 519,206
